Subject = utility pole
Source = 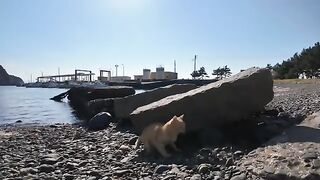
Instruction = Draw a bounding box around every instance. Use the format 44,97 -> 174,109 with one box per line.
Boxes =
121,64 -> 124,76
58,67 -> 60,82
30,74 -> 33,83
115,64 -> 119,77
174,60 -> 176,73
193,55 -> 197,72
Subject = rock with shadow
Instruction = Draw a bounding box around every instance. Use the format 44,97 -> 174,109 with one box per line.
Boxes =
87,112 -> 112,131
239,111 -> 320,179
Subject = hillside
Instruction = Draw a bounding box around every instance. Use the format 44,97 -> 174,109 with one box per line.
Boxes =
0,65 -> 24,86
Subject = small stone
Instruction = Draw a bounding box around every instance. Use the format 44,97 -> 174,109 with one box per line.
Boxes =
128,136 -> 138,145
15,120 -> 22,123
119,145 -> 131,152
190,174 -> 202,180
101,177 -> 112,180
154,165 -> 171,174
303,152 -> 318,161
225,158 -> 234,166
230,173 -> 246,180
65,162 -> 78,170
87,177 -> 97,180
210,171 -> 222,177
263,166 -> 275,174
197,164 -> 211,174
79,161 -> 89,167
54,169 -> 61,174
8,168 -> 19,174
38,164 -> 55,173
41,157 -> 59,165
234,150 -> 243,156
20,167 -> 38,175
25,174 -> 39,179
140,177 -> 152,180
120,156 -> 131,163
63,173 -> 75,180
89,170 -> 101,177
162,175 -> 176,180
113,169 -> 132,176
313,159 -> 320,169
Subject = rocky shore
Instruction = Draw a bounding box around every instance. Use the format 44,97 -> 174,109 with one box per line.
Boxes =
267,83 -> 320,119
0,123 -> 247,180
1,83 -> 320,179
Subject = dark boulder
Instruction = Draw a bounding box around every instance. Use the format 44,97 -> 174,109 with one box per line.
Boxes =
87,112 -> 112,131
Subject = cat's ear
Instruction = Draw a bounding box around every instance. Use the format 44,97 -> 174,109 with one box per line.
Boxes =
179,114 -> 184,120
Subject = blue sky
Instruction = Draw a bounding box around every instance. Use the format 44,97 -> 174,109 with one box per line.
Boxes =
1,0 -> 319,82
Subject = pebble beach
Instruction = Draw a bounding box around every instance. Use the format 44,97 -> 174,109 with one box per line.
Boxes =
1,83 -> 320,179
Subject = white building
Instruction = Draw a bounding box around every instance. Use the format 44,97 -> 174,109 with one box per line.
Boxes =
134,66 -> 177,81
156,67 -> 165,79
142,69 -> 151,80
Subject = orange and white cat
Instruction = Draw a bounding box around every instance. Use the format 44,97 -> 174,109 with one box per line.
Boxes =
135,114 -> 186,157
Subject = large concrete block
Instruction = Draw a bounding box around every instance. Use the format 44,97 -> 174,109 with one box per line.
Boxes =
114,84 -> 197,119
130,67 -> 274,133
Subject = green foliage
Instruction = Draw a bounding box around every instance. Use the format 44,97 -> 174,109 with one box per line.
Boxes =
212,65 -> 232,79
273,42 -> 320,79
191,66 -> 209,79
266,64 -> 272,70
191,70 -> 199,79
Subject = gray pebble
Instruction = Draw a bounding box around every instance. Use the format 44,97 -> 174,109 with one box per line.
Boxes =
154,165 -> 171,174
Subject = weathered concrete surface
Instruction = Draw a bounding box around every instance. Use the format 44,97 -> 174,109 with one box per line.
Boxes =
114,84 -> 197,119
130,67 -> 274,133
67,86 -> 135,118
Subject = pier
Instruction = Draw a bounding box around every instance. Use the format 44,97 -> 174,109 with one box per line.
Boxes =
37,69 -> 95,82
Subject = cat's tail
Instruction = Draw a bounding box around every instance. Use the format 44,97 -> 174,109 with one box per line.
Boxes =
134,137 -> 141,149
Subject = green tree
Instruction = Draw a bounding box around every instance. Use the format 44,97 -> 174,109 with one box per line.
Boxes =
191,67 -> 209,79
273,42 -> 320,79
266,64 -> 273,70
212,65 -> 232,79
198,67 -> 209,79
191,70 -> 200,79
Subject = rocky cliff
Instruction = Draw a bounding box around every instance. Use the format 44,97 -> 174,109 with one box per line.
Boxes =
0,65 -> 24,86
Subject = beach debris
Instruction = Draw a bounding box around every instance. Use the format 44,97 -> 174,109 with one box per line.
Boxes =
50,90 -> 70,101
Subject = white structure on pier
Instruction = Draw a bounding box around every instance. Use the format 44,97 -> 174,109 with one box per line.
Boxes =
134,66 -> 177,81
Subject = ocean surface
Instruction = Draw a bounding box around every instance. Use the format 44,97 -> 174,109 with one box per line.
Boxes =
0,86 -> 80,125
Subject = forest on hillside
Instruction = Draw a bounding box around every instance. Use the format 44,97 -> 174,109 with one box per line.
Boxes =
273,42 -> 320,79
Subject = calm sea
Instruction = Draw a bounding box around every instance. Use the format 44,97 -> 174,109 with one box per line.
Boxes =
0,86 -> 79,125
